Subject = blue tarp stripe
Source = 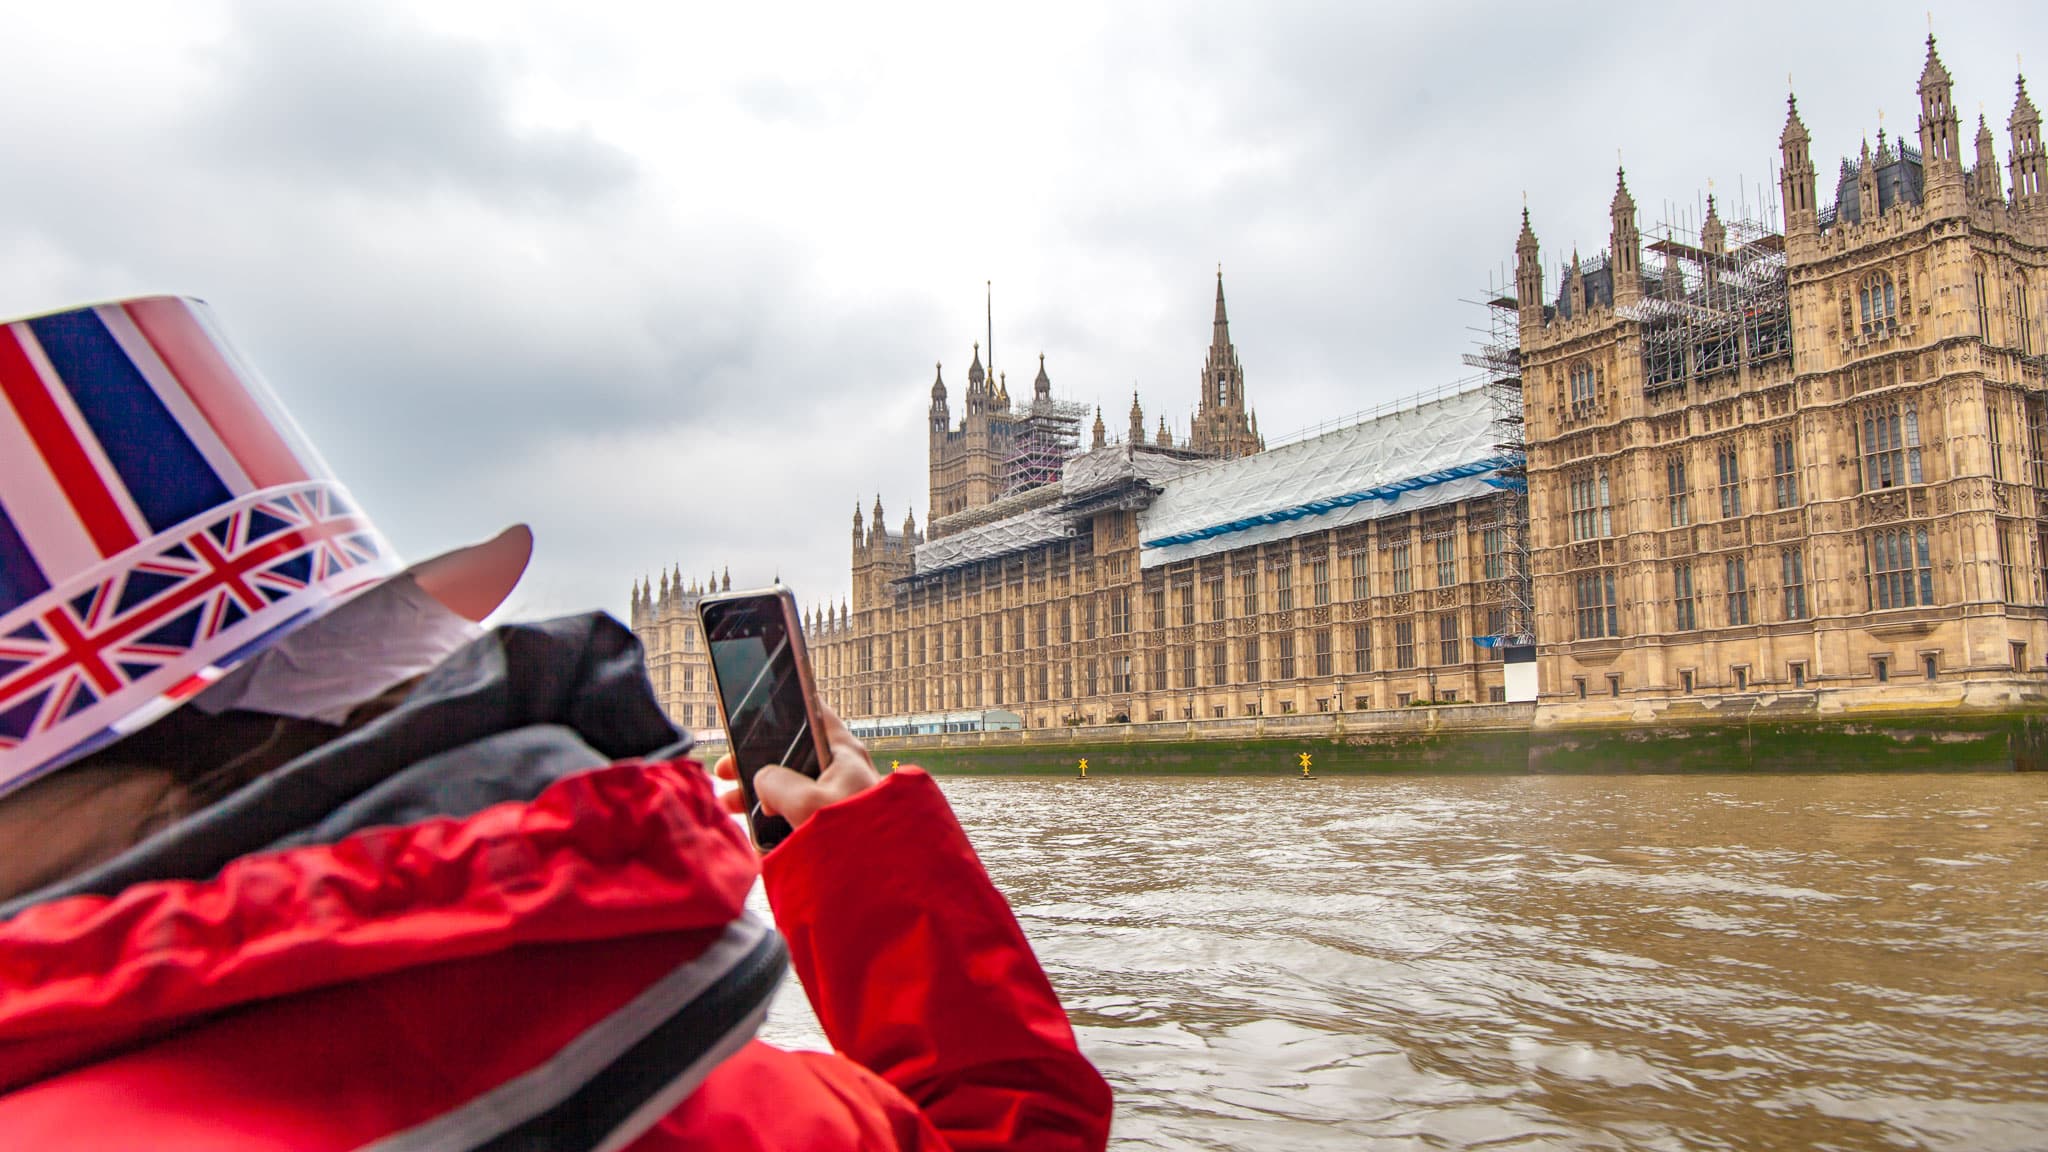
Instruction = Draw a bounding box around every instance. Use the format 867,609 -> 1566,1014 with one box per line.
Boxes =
1140,455 -> 1521,549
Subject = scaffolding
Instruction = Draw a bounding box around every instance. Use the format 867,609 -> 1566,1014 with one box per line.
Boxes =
1001,397 -> 1092,498
1624,215 -> 1790,399
1461,282 -> 1534,647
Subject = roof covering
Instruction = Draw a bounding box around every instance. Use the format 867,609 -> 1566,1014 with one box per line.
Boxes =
1138,385 -> 1510,569
911,444 -> 1202,576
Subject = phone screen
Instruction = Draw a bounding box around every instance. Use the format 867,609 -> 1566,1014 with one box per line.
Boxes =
702,591 -> 821,850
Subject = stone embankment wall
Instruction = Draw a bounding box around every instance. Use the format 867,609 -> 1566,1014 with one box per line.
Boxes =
864,701 -> 2048,774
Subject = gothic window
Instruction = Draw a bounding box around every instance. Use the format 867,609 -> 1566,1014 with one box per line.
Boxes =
1569,467 -> 1613,541
1859,272 -> 1897,335
1242,636 -> 1261,681
991,615 -> 1003,652
1673,562 -> 1696,631
1275,566 -> 1294,612
1482,528 -> 1507,581
1277,635 -> 1297,679
1207,576 -> 1226,620
1085,598 -> 1099,639
1989,399 -> 2006,482
1176,584 -> 1195,627
1146,650 -> 1165,692
1434,537 -> 1456,588
1351,623 -> 1372,673
1725,557 -> 1750,626
1110,589 -> 1130,634
1437,613 -> 1460,665
1240,571 -> 1258,617
1391,542 -> 1412,594
1866,527 -> 1934,610
1112,656 -> 1134,694
1976,265 -> 1992,340
1060,605 -> 1073,644
1394,619 -> 1416,669
1036,607 -> 1050,646
1716,442 -> 1742,518
1148,590 -> 1165,631
2020,283 -> 2035,356
1783,548 -> 1807,620
1666,454 -> 1691,527
1062,662 -> 1075,699
1574,570 -> 1619,639
1348,550 -> 1371,599
1210,643 -> 1229,685
1771,432 -> 1799,509
1311,558 -> 1331,606
1313,629 -> 1333,677
1483,607 -> 1507,660
1857,404 -> 1924,490
1569,361 -> 1596,416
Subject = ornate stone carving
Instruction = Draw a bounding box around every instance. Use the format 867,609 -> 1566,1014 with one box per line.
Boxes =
1862,491 -> 1909,524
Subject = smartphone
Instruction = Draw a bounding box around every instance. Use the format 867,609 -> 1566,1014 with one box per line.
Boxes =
698,584 -> 828,851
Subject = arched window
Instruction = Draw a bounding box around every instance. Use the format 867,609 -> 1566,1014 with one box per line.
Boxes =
1568,360 -> 1596,415
1859,272 -> 1897,336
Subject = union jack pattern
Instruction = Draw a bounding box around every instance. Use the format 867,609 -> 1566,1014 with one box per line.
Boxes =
0,482 -> 395,781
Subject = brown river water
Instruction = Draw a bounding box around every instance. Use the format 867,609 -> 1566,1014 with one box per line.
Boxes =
753,774 -> 2048,1150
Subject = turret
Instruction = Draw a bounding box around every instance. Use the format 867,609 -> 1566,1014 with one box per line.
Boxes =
903,507 -> 918,543
1918,36 -> 1961,178
966,342 -> 986,415
852,501 -> 864,547
1781,92 -> 1819,236
871,494 -> 885,545
1701,194 -> 1726,256
994,372 -> 1010,411
2012,75 -> 2044,214
1857,139 -> 1880,222
1609,167 -> 1640,306
1974,114 -> 2005,208
1129,390 -> 1145,444
1515,208 -> 1543,329
929,362 -> 948,434
1092,406 -> 1106,449
722,567 -> 730,592
1155,415 -> 1173,447
1563,249 -> 1583,317
1033,353 -> 1052,403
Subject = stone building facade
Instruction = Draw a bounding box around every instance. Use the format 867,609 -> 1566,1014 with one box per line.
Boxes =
627,568 -> 727,735
1520,37 -> 2048,719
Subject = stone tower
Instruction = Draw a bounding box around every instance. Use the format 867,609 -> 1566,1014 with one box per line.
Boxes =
1188,270 -> 1263,459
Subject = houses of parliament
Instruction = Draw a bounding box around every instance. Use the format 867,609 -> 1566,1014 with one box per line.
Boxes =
634,35 -> 2047,735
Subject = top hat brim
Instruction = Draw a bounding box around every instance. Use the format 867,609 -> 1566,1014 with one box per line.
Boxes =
403,524 -> 534,623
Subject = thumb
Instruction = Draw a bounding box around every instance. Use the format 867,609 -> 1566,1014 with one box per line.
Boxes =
753,764 -> 819,825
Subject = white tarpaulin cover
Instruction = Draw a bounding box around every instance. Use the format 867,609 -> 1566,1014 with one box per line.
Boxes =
912,445 -> 1201,575
1138,385 -> 1510,570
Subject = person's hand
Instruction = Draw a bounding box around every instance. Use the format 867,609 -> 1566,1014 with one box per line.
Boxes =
712,701 -> 882,832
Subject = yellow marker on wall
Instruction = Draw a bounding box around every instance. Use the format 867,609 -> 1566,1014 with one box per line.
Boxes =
1299,751 -> 1313,777
1078,757 -> 1089,779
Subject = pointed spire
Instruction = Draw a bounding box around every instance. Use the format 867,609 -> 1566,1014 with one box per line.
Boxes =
1922,33 -> 1951,86
872,493 -> 885,535
1033,352 -> 1051,401
930,361 -> 946,403
1781,91 -> 1809,147
1610,165 -> 1634,214
1155,414 -> 1172,447
722,567 -> 730,592
1213,265 -> 1230,334
1128,390 -> 1145,444
1701,193 -> 1726,255
903,506 -> 917,539
1092,405 -> 1106,449
2012,72 -> 2044,208
853,500 -> 864,534
967,341 -> 985,388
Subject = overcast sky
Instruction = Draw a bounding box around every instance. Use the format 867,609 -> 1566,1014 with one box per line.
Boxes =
1,1 -> 2039,621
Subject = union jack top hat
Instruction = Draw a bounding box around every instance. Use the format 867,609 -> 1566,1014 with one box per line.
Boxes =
0,296 -> 529,796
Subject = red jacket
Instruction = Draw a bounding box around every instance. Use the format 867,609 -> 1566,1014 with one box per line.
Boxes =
0,761 -> 1111,1150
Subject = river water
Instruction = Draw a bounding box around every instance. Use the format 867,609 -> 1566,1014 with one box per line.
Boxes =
755,774 -> 2048,1150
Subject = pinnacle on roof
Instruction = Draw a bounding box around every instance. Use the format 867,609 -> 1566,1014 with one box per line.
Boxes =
1781,91 -> 1809,146
852,501 -> 864,528
931,361 -> 946,401
1033,352 -> 1051,399
995,371 -> 1009,408
1610,166 -> 1634,213
872,493 -> 885,525
1516,205 -> 1538,254
1979,111 -> 1996,145
721,567 -> 730,591
2015,74 -> 2040,129
1921,34 -> 1951,86
967,342 -> 985,387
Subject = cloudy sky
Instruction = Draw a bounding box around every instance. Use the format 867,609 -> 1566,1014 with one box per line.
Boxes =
1,1 -> 2039,621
